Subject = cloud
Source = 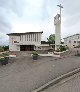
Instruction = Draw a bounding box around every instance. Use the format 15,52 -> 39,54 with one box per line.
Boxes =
0,0 -> 26,16
41,0 -> 57,20
0,0 -> 26,45
21,0 -> 58,21
64,14 -> 80,27
61,0 -> 80,16
0,0 -> 26,34
12,18 -> 55,41
59,0 -> 80,38
1,0 -> 80,45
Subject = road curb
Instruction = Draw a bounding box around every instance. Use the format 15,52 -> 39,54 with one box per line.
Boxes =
32,68 -> 80,92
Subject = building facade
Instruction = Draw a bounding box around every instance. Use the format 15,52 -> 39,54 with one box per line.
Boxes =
64,34 -> 80,48
7,31 -> 51,51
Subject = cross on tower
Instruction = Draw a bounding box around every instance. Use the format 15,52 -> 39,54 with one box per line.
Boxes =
57,4 -> 63,23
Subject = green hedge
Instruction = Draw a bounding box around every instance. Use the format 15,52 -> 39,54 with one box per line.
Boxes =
56,46 -> 68,52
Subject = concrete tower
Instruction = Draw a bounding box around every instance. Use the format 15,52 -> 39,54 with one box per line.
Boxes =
54,14 -> 61,50
54,4 -> 63,50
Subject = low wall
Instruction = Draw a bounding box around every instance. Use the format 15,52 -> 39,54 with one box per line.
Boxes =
8,50 -> 48,56
36,50 -> 48,54
8,51 -> 33,56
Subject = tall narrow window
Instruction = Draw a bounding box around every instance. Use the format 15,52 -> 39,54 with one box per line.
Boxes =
27,35 -> 28,41
20,35 -> 21,41
37,34 -> 38,42
29,34 -> 30,41
31,34 -> 32,41
22,35 -> 23,41
25,35 -> 26,41
35,34 -> 36,42
33,34 -> 34,41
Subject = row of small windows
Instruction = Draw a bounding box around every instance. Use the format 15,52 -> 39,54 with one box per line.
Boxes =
69,41 -> 80,43
74,41 -> 80,43
20,34 -> 39,42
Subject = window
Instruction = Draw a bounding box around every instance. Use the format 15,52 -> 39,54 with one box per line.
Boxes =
77,41 -> 80,43
29,34 -> 30,41
33,34 -> 34,41
27,35 -> 28,41
25,35 -> 26,41
20,35 -> 21,41
22,35 -> 23,41
31,34 -> 32,41
69,40 -> 71,43
74,41 -> 76,43
35,34 -> 36,42
37,34 -> 38,42
14,41 -> 19,43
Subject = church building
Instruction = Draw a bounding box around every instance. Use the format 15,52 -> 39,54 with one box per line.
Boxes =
7,31 -> 51,51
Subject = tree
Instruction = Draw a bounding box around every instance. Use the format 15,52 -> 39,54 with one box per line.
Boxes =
0,47 -> 4,52
47,34 -> 55,48
47,34 -> 55,44
2,45 -> 9,51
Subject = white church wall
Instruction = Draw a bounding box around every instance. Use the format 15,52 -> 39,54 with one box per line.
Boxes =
8,33 -> 42,51
9,36 -> 20,51
17,33 -> 41,45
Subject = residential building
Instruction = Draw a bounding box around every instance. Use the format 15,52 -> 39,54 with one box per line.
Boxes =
63,34 -> 80,48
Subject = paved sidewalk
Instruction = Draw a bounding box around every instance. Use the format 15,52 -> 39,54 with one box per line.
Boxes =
0,55 -> 80,92
42,72 -> 80,92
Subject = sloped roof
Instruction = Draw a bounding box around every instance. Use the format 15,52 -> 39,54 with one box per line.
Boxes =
63,34 -> 80,39
7,31 -> 43,36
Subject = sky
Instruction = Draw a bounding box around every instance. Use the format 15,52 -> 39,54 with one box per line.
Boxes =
0,0 -> 80,45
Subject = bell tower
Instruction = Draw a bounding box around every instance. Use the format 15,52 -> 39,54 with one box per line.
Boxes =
54,4 -> 63,50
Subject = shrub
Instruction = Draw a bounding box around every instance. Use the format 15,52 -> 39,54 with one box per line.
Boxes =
0,57 -> 5,60
56,48 -> 61,52
0,53 -> 9,57
0,47 -> 4,52
32,51 -> 38,56
2,46 -> 9,51
60,46 -> 66,52
56,46 -> 67,52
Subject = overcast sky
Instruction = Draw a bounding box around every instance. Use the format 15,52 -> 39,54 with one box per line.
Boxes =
0,0 -> 80,45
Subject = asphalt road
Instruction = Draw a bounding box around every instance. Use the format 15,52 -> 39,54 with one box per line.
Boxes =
42,72 -> 80,92
0,54 -> 80,92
